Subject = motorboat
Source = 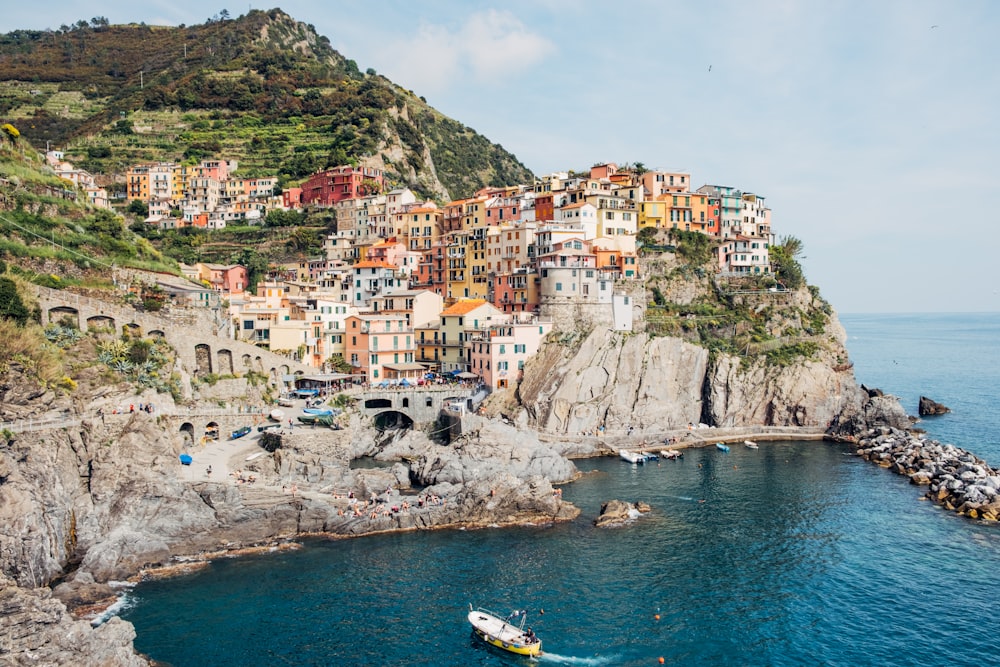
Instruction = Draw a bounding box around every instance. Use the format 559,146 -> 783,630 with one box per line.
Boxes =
302,407 -> 333,416
230,426 -> 252,440
619,449 -> 647,464
715,442 -> 730,452
467,605 -> 542,657
744,440 -> 759,449
660,449 -> 683,460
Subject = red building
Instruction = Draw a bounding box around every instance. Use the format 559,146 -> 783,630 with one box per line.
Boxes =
282,187 -> 303,209
535,193 -> 555,221
301,166 -> 384,206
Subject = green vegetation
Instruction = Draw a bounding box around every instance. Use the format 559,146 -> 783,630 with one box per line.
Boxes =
0,10 -> 533,199
770,235 -> 805,290
0,139 -> 180,286
95,330 -> 179,394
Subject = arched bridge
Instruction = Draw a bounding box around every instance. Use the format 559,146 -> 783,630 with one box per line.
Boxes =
356,386 -> 476,429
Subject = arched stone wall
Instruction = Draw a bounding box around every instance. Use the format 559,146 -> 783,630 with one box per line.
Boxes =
217,349 -> 234,375
87,315 -> 115,331
149,329 -> 165,338
195,344 -> 213,376
47,306 -> 80,328
179,422 -> 194,447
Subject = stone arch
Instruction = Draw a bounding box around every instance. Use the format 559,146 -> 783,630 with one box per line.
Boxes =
217,349 -> 234,375
179,422 -> 195,448
279,364 -> 290,377
149,329 -> 165,338
364,398 -> 392,410
123,322 -> 141,337
371,411 -> 414,431
47,306 -> 80,328
195,344 -> 213,376
204,421 -> 219,442
242,353 -> 252,370
254,356 -> 263,372
87,315 -> 115,331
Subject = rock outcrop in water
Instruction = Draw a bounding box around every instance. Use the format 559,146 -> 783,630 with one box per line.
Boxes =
594,499 -> 651,528
919,396 -> 951,416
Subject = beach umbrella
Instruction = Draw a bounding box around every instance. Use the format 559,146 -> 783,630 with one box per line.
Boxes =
179,453 -> 193,465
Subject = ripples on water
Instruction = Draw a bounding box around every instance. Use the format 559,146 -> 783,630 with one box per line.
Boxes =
122,315 -> 1000,666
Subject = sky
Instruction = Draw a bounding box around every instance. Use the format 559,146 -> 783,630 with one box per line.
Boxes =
3,1 -> 999,313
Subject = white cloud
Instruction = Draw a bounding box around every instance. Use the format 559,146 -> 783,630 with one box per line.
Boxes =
371,9 -> 553,93
460,9 -> 554,78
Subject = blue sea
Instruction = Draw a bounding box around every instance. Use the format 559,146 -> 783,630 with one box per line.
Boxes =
120,313 -> 1000,666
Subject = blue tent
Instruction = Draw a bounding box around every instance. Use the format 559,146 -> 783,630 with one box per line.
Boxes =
179,453 -> 193,465
399,378 -> 411,386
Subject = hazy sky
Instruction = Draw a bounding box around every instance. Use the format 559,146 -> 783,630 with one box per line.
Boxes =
4,1 -> 999,313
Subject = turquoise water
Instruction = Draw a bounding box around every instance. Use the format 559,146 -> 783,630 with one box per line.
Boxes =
121,314 -> 1000,666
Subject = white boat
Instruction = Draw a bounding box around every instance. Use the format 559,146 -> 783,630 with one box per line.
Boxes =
660,449 -> 683,460
269,409 -> 286,421
619,449 -> 646,464
468,605 -> 542,657
744,440 -> 759,449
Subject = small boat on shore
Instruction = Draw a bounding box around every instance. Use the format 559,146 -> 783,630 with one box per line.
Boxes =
619,449 -> 647,464
230,426 -> 252,440
715,442 -> 730,452
302,407 -> 333,416
467,605 -> 542,657
744,440 -> 759,449
660,449 -> 683,460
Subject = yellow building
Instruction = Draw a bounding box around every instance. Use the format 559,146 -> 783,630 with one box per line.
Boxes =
403,205 -> 443,253
438,299 -> 504,373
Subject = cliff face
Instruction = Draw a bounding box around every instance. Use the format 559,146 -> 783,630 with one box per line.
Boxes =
509,300 -> 869,438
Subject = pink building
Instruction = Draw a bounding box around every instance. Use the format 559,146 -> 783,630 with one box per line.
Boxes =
467,318 -> 553,389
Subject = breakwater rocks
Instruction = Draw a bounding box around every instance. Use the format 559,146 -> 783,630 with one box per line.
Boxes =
854,427 -> 1000,521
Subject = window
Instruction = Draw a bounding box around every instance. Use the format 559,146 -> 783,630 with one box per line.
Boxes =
499,344 -> 506,354
556,282 -> 563,291
371,354 -> 378,364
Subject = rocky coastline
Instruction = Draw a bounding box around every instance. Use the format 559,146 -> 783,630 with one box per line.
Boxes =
0,300 -> 978,666
850,426 -> 1000,521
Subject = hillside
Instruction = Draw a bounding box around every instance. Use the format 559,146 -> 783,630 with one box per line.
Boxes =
0,132 -> 177,289
0,8 -> 534,200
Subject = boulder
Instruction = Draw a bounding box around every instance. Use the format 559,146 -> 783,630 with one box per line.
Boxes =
919,396 -> 951,416
594,499 -> 649,528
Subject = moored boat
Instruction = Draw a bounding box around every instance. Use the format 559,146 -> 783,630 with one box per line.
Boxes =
744,440 -> 759,449
467,605 -> 542,657
660,449 -> 683,460
715,442 -> 730,452
230,426 -> 252,440
619,449 -> 646,464
302,407 -> 333,416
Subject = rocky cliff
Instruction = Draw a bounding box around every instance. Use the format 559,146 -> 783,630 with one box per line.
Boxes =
497,284 -> 882,441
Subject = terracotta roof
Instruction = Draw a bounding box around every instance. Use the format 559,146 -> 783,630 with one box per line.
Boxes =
440,299 -> 488,316
353,261 -> 397,270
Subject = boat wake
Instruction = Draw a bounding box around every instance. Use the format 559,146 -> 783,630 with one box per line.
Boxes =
665,494 -> 696,501
539,652 -> 619,665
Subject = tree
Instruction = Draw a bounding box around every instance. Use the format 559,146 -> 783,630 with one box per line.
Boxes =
770,235 -> 806,289
127,199 -> 149,218
0,278 -> 31,326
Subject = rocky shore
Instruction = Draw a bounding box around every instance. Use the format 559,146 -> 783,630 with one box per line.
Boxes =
852,426 -> 1000,521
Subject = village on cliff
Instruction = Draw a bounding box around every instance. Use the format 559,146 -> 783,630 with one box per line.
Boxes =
46,151 -> 775,389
